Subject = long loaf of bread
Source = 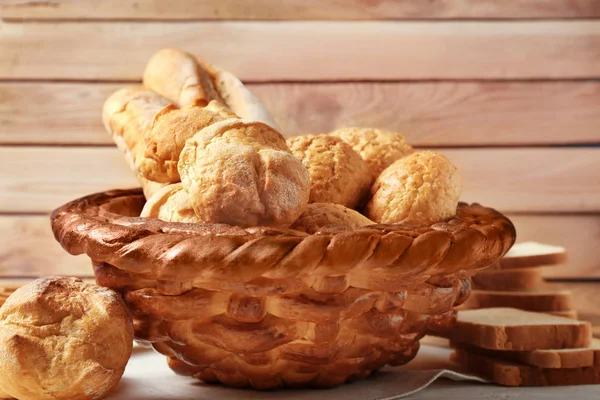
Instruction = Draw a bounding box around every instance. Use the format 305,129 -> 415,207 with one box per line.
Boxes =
143,48 -> 277,128
102,86 -> 171,199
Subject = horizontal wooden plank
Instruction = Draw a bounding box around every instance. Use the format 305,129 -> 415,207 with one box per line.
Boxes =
3,81 -> 600,146
2,21 -> 600,81
0,215 -> 92,278
2,1 -> 600,20
0,83 -> 117,145
0,147 -> 598,214
1,214 -> 598,280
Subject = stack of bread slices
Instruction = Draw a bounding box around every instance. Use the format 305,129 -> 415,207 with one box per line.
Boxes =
426,242 -> 600,386
464,241 -> 577,318
431,308 -> 600,386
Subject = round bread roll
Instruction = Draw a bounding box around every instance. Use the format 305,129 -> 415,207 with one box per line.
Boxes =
136,100 -> 238,183
286,135 -> 372,209
140,183 -> 200,223
178,119 -> 310,227
291,203 -> 375,234
330,127 -> 413,178
366,151 -> 462,226
0,277 -> 133,400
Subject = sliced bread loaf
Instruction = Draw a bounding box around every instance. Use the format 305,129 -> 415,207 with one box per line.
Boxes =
500,242 -> 566,269
452,347 -> 600,386
462,289 -> 572,312
452,339 -> 600,369
472,268 -> 545,291
430,308 -> 592,350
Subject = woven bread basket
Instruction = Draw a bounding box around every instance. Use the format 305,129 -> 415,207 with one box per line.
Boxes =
51,188 -> 516,389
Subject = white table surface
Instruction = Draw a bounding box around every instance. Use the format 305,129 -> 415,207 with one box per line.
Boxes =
107,345 -> 600,400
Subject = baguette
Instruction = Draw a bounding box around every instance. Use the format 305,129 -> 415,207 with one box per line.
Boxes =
430,308 -> 592,350
102,86 -> 170,198
463,289 -> 573,312
452,347 -> 600,386
472,268 -> 544,291
143,49 -> 277,128
453,339 -> 600,369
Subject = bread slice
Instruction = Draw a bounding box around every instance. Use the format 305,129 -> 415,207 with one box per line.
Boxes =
452,347 -> 600,386
500,241 -> 566,269
430,308 -> 592,350
472,268 -> 544,291
462,289 -> 572,312
548,310 -> 578,319
452,339 -> 600,369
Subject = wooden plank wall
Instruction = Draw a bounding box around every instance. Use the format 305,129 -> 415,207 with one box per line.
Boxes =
0,1 -> 599,321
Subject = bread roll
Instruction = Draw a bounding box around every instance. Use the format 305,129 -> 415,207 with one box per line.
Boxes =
286,135 -> 372,209
178,119 -> 310,227
136,100 -> 238,183
330,127 -> 413,178
140,183 -> 200,223
366,151 -> 462,226
0,277 -> 133,400
291,203 -> 374,234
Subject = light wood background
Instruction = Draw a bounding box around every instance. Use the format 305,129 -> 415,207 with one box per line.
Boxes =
0,1 -> 599,326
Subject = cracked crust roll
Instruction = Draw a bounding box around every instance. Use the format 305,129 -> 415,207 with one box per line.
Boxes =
0,277 -> 133,400
330,127 -> 413,179
366,151 -> 462,226
286,134 -> 372,210
178,119 -> 310,227
135,100 -> 238,183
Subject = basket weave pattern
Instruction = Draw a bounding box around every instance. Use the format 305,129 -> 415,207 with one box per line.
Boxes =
51,189 -> 516,389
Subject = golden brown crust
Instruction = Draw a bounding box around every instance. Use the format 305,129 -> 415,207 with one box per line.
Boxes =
52,189 -> 516,284
143,48 -> 219,108
50,189 -> 516,389
0,277 -> 133,400
291,203 -> 374,234
178,119 -> 310,227
143,49 -> 277,128
136,100 -> 238,183
140,183 -> 201,223
102,86 -> 170,198
366,151 -> 462,226
329,127 -> 413,178
286,135 -> 372,209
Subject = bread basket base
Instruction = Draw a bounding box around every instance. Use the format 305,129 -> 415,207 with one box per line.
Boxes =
51,189 -> 516,390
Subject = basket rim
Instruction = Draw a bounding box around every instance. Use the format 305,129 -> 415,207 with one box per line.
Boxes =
51,188 -> 516,282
